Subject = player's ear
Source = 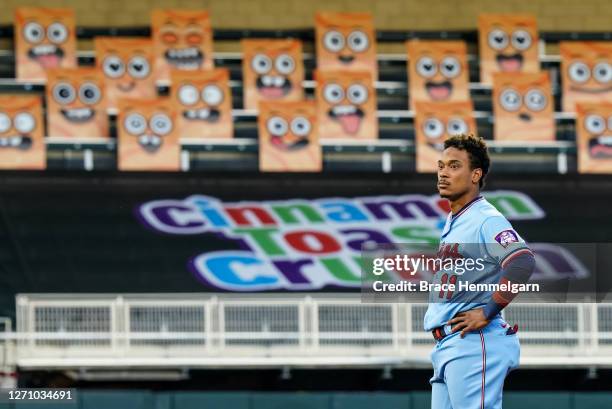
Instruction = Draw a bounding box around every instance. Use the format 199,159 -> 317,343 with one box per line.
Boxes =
472,168 -> 482,185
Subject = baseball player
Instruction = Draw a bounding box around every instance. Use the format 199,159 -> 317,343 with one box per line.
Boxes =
425,134 -> 536,409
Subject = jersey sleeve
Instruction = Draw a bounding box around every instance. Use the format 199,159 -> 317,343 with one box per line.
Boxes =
480,216 -> 532,268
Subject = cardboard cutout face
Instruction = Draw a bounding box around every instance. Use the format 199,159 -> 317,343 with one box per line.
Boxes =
95,37 -> 157,110
117,98 -> 180,171
315,12 -> 377,77
170,69 -> 233,139
46,68 -> 109,138
0,95 -> 45,169
493,72 -> 554,141
258,101 -> 321,172
478,14 -> 539,86
414,100 -> 476,173
576,102 -> 612,173
242,39 -> 304,110
560,42 -> 612,113
151,9 -> 214,82
406,40 -> 470,109
315,70 -> 377,139
15,7 -> 77,82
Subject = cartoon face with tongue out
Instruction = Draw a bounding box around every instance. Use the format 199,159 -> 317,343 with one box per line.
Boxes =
316,70 -> 377,139
152,9 -> 214,82
242,39 -> 304,110
406,40 -> 470,110
95,37 -> 157,111
576,103 -> 612,173
315,12 -> 377,79
414,100 -> 476,173
560,42 -> 612,113
46,68 -> 109,138
171,69 -> 233,139
258,101 -> 321,172
493,72 -> 554,141
0,95 -> 45,169
478,14 -> 539,86
117,98 -> 179,171
14,7 -> 77,82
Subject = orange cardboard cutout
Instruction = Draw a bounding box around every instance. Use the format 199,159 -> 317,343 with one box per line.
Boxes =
478,14 -> 539,86
315,70 -> 377,139
576,102 -> 612,173
0,95 -> 45,169
151,9 -> 214,82
95,37 -> 157,110
560,42 -> 612,113
171,69 -> 233,139
315,12 -> 377,78
242,39 -> 304,110
406,40 -> 470,109
14,7 -> 77,82
46,68 -> 109,138
117,98 -> 180,171
258,101 -> 321,172
493,72 -> 554,141
414,100 -> 477,173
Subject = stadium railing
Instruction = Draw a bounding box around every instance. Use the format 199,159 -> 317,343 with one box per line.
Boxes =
5,293 -> 611,370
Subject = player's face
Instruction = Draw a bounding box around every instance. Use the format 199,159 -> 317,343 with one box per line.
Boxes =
437,147 -> 477,200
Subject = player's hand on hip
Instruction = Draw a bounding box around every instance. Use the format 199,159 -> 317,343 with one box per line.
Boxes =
448,308 -> 490,338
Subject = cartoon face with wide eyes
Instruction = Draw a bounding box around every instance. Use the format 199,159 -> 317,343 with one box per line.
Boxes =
14,7 -> 77,82
478,14 -> 539,85
315,70 -> 377,139
414,101 -> 476,173
576,103 -> 612,173
242,39 -> 304,110
171,69 -> 233,139
560,42 -> 612,113
0,95 -> 45,169
151,9 -> 214,82
315,12 -> 377,78
46,68 -> 108,138
95,37 -> 157,111
258,101 -> 321,172
493,72 -> 554,141
406,40 -> 470,109
117,98 -> 179,171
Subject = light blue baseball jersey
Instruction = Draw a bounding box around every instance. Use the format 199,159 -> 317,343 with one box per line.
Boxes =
424,195 -> 532,331
426,195 -> 531,409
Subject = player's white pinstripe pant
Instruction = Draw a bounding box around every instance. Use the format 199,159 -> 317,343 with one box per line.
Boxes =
430,317 -> 520,409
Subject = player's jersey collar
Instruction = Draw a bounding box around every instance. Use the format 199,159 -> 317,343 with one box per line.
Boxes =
451,195 -> 484,220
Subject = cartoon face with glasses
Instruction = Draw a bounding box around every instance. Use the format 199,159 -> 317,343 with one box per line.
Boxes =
316,70 -> 377,139
171,69 -> 233,139
407,40 -> 470,109
117,99 -> 180,171
560,42 -> 612,113
95,38 -> 157,110
493,72 -> 555,141
46,68 -> 108,138
151,9 -> 214,81
0,95 -> 45,169
478,14 -> 540,85
576,103 -> 612,174
242,39 -> 304,110
258,101 -> 321,172
15,7 -> 77,81
315,12 -> 377,78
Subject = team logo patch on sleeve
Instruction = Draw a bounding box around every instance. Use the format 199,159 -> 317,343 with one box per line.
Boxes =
495,230 -> 519,248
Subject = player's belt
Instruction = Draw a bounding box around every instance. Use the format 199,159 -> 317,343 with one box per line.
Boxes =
431,325 -> 449,342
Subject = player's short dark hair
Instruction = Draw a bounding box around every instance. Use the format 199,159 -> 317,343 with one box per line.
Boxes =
444,134 -> 490,188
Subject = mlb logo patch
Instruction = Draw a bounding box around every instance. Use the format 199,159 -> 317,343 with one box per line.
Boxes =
495,230 -> 519,248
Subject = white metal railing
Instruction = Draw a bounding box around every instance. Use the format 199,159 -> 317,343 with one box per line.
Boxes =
4,294 -> 612,369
